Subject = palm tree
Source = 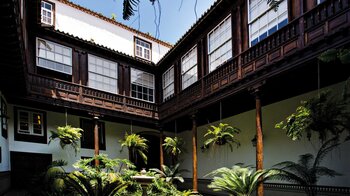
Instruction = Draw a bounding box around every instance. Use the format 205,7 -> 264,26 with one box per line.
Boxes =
272,137 -> 342,196
162,136 -> 185,165
120,132 -> 148,165
122,0 -> 156,20
150,163 -> 188,184
203,123 -> 241,152
64,155 -> 131,196
206,164 -> 280,196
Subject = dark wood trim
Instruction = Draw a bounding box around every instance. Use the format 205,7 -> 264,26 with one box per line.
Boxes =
13,106 -> 47,144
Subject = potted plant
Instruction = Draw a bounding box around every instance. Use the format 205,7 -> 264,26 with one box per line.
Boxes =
203,123 -> 241,151
49,125 -> 83,154
163,136 -> 185,165
120,132 -> 148,165
150,163 -> 188,184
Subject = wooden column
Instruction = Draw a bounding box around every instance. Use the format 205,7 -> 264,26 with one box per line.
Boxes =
94,116 -> 100,166
191,114 -> 198,193
159,127 -> 164,169
255,90 -> 264,196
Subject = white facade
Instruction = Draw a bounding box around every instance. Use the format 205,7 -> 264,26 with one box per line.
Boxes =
178,81 -> 350,187
0,92 -> 9,172
5,105 -> 165,172
51,0 -> 171,63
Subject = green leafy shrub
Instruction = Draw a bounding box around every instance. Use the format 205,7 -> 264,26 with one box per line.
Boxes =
49,125 -> 83,154
120,133 -> 148,164
203,123 -> 241,151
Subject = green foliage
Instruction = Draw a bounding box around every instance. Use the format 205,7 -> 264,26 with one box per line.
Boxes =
150,163 -> 188,184
318,48 -> 350,64
49,125 -> 83,154
43,160 -> 68,195
272,137 -> 342,196
64,154 -> 132,196
206,164 -> 280,196
146,177 -> 194,196
122,0 -> 156,20
203,123 -> 241,152
163,136 -> 185,164
275,91 -> 350,142
120,132 -> 148,164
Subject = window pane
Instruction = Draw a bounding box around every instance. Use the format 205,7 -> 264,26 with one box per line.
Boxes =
88,54 -> 118,94
36,38 -> 72,74
248,0 -> 288,46
135,38 -> 151,60
181,46 -> 197,89
131,68 -> 155,102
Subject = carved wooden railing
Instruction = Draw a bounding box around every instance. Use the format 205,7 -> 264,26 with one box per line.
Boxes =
159,0 -> 350,119
28,74 -> 158,119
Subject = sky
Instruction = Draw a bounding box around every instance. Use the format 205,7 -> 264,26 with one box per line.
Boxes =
70,0 -> 216,44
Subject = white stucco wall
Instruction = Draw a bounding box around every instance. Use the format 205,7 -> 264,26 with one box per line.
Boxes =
7,105 -> 161,172
0,92 -> 9,172
178,81 -> 350,187
52,0 -> 170,63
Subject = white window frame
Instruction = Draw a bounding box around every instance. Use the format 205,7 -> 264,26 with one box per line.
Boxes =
17,109 -> 44,136
181,45 -> 198,90
130,68 -> 155,103
88,54 -> 118,94
207,15 -> 232,72
135,37 -> 152,61
0,93 -> 8,138
162,66 -> 175,101
248,0 -> 288,46
36,38 -> 72,74
41,0 -> 54,26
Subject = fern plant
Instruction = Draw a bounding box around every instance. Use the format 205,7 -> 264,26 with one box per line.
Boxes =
49,125 -> 83,154
203,123 -> 241,152
150,163 -> 188,184
275,91 -> 350,142
206,164 -> 280,196
64,154 -> 132,196
272,137 -> 342,196
163,136 -> 185,164
120,132 -> 148,164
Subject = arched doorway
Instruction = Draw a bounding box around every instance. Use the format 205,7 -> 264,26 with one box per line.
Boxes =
135,132 -> 160,170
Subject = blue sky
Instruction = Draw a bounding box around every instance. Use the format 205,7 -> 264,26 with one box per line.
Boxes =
70,0 -> 215,44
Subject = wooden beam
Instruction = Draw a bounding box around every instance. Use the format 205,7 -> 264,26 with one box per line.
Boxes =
254,89 -> 264,196
191,114 -> 198,193
94,116 -> 100,166
159,127 -> 164,169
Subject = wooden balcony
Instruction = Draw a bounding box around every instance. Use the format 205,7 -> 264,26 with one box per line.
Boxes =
27,74 -> 158,120
160,0 -> 350,121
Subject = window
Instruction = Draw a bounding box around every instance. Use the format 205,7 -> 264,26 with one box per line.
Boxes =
162,66 -> 174,101
88,54 -> 118,94
131,68 -> 155,102
14,107 -> 47,143
135,37 -> 152,61
80,119 -> 106,150
1,96 -> 8,139
208,15 -> 232,72
37,38 -> 72,74
248,0 -> 288,46
181,46 -> 197,90
41,1 -> 54,26
317,0 -> 326,4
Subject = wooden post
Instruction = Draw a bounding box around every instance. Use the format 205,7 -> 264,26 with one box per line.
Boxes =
255,90 -> 264,196
191,114 -> 198,193
159,127 -> 164,169
94,116 -> 100,166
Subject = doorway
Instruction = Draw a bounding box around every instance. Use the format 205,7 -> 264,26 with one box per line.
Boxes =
10,151 -> 52,190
